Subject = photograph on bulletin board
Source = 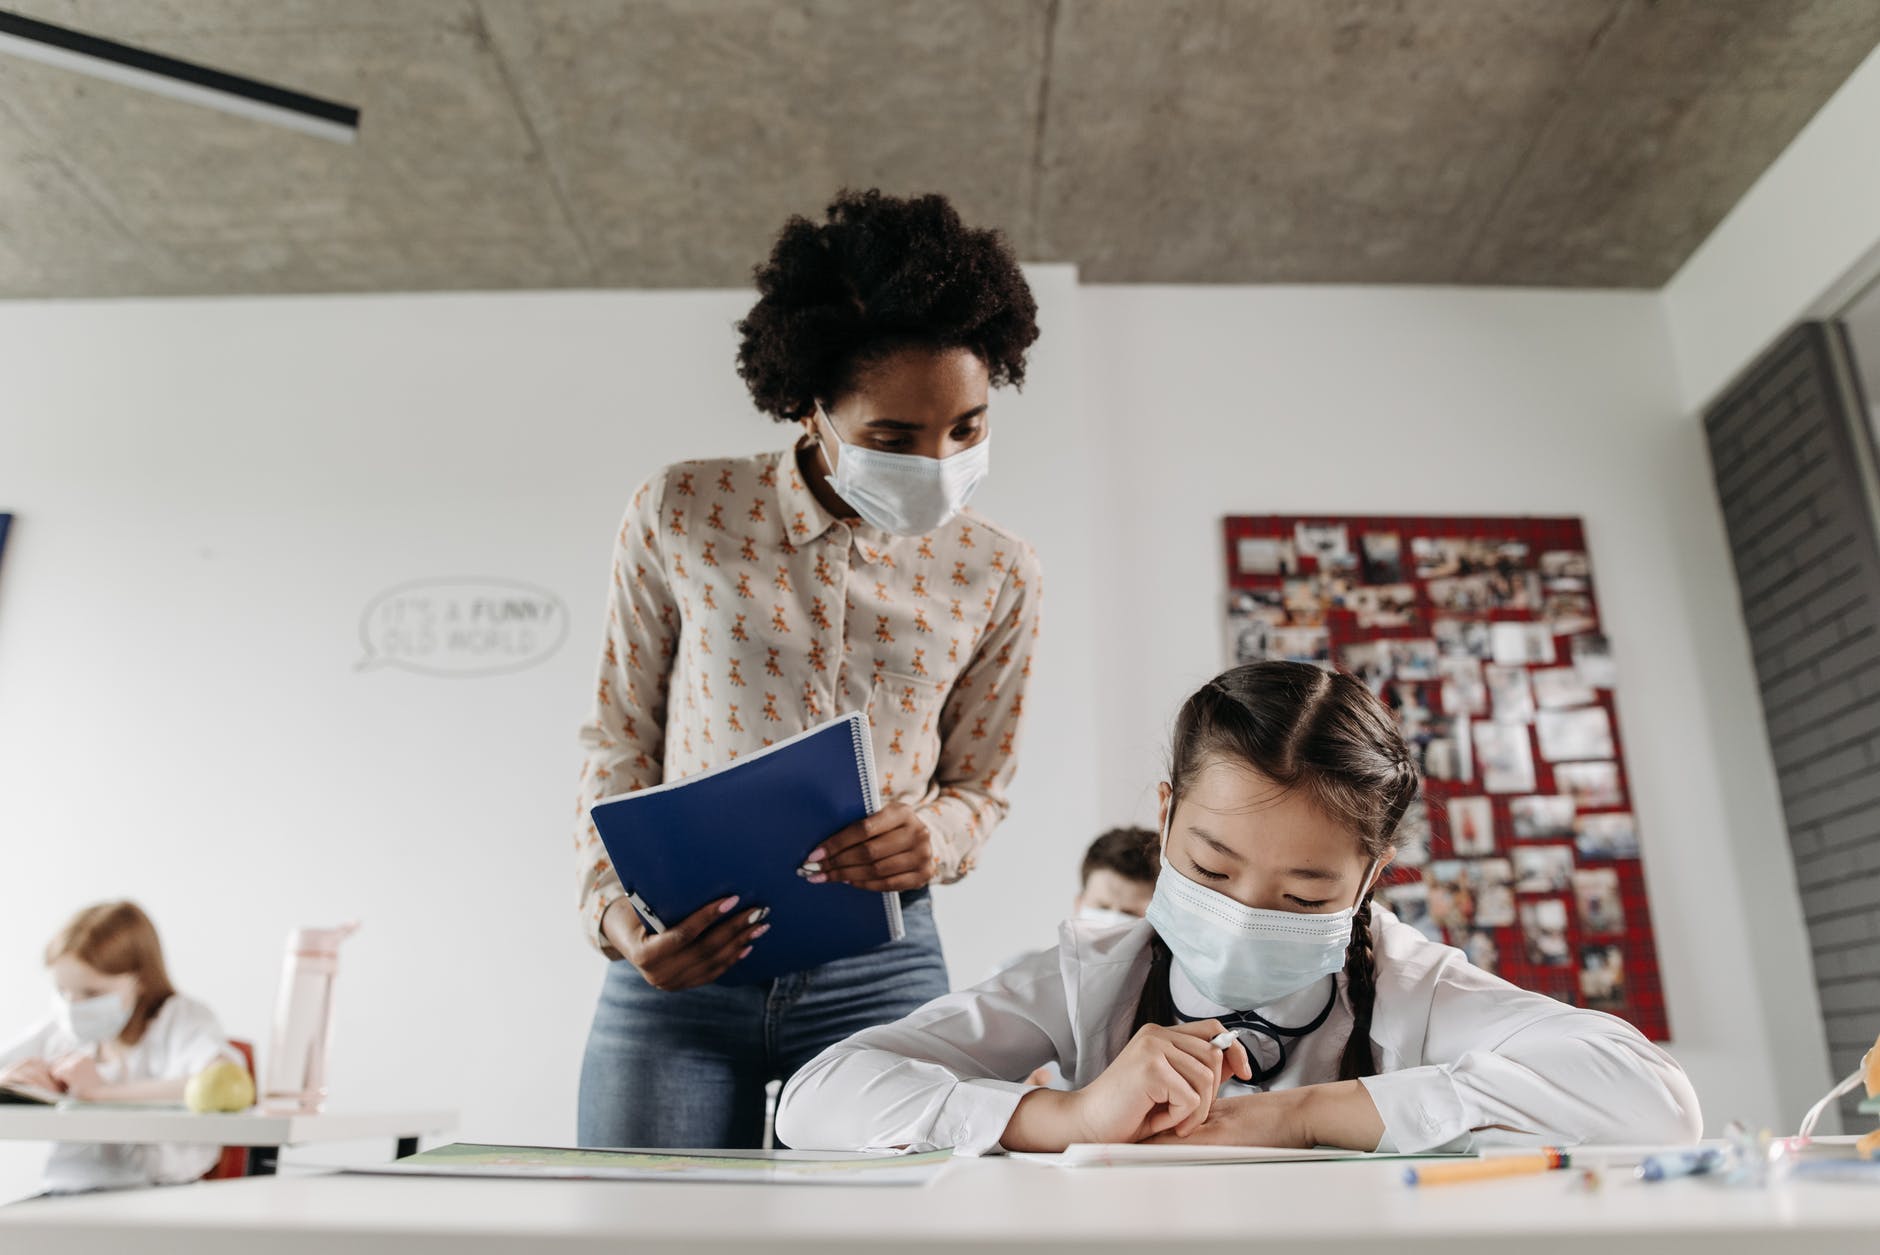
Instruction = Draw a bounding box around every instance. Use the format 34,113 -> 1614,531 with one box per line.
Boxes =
1222,515 -> 1665,1041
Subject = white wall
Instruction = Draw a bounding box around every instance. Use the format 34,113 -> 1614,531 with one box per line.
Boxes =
1654,40 -> 1880,1131
1664,44 -> 1880,411
1080,284 -> 1826,1134
0,275 -> 1821,1200
0,268 -> 1102,1200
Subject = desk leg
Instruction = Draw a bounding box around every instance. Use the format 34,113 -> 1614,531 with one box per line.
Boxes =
395,1136 -> 418,1161
246,1145 -> 279,1177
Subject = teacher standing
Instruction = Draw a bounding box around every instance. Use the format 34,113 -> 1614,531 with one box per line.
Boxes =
573,189 -> 1045,1148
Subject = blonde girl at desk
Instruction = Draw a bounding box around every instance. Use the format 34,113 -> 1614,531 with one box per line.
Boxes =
778,661 -> 1702,1155
0,902 -> 237,1193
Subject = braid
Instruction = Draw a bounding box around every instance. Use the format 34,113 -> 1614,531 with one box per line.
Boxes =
1132,938 -> 1176,1033
1336,894 -> 1379,1080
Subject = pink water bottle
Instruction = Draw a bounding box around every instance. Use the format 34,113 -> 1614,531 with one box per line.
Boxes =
263,921 -> 358,1113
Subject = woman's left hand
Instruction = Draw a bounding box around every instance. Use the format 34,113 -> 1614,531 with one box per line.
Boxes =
49,1054 -> 106,1102
802,801 -> 937,892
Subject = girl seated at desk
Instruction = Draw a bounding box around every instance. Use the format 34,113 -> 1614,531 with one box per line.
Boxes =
0,901 -> 237,1193
777,661 -> 1703,1155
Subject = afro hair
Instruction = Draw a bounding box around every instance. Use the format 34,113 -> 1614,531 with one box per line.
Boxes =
736,189 -> 1040,422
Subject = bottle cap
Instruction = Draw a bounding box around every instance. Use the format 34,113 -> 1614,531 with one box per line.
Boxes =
288,920 -> 360,955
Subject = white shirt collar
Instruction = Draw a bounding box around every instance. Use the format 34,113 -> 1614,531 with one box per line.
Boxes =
1168,959 -> 1339,1025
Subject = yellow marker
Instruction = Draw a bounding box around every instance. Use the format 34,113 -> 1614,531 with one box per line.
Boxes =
1404,1149 -> 1569,1187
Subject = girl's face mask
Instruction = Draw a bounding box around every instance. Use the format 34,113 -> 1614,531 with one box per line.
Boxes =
1145,798 -> 1376,1011
52,989 -> 132,1045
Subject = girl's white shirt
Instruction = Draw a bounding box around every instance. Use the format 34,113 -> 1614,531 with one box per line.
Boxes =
776,908 -> 1701,1155
2,993 -> 239,1193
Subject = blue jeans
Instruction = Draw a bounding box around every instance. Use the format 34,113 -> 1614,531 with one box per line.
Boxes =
576,891 -> 948,1149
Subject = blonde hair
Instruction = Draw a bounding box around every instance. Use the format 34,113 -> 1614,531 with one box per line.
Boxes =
45,901 -> 176,1046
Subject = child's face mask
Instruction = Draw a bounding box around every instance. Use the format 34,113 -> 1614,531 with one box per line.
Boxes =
1074,905 -> 1140,928
53,990 -> 132,1045
1145,800 -> 1375,1010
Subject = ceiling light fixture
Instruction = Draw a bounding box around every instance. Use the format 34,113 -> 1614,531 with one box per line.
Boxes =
0,9 -> 359,143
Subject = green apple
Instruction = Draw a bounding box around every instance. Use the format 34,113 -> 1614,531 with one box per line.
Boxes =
185,1059 -> 255,1113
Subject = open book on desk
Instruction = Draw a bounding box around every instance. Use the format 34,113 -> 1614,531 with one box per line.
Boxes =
346,1142 -> 951,1186
1012,1144 -> 1475,1168
0,1081 -> 63,1106
0,1083 -> 185,1110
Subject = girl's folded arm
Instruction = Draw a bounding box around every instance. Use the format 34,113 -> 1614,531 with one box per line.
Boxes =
89,1076 -> 190,1102
776,949 -> 1070,1154
0,1022 -> 54,1072
1362,969 -> 1702,1153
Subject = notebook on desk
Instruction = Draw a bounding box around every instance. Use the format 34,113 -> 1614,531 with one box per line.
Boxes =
0,1084 -> 180,1109
0,1081 -> 62,1106
1011,1144 -> 1476,1168
346,1142 -> 949,1186
587,710 -> 904,985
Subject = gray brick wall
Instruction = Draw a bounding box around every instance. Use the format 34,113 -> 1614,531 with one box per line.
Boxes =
1704,323 -> 1880,1127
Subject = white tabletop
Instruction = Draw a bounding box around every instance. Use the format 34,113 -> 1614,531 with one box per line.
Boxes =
0,1107 -> 455,1147
2,1149 -> 1877,1255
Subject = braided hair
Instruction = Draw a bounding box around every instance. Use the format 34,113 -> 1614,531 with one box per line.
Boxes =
1132,663 -> 1421,1080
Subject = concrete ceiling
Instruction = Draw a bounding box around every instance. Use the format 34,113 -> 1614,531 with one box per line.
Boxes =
1,0 -> 1877,298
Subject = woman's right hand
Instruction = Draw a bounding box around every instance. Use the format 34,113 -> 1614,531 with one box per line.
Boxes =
601,895 -> 771,992
1002,1020 -> 1252,1151
0,1057 -> 62,1093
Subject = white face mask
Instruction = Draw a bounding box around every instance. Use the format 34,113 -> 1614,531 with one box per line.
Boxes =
1145,800 -> 1375,1010
817,409 -> 990,536
53,990 -> 132,1045
1075,905 -> 1140,928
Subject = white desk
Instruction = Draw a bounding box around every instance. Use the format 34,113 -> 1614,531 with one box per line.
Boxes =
2,1149 -> 1876,1255
0,1107 -> 456,1175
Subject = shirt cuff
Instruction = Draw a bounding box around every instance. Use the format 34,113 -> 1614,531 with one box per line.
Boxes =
1359,1064 -> 1474,1153
589,886 -> 626,961
935,1078 -> 1036,1156
915,796 -> 988,883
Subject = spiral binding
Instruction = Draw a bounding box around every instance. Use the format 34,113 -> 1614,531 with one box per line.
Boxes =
845,711 -> 903,939
848,712 -> 882,816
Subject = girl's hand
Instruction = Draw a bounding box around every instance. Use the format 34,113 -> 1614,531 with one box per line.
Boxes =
49,1054 -> 105,1101
803,801 -> 936,893
1074,1021 -> 1254,1142
1142,1091 -> 1311,1147
601,895 -> 771,992
1143,1082 -> 1385,1151
1004,1021 -> 1253,1151
0,1058 -> 62,1093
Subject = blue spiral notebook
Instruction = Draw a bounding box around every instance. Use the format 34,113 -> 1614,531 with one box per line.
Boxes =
588,711 -> 905,985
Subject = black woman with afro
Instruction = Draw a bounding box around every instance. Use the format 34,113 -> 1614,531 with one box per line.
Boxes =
573,189 -> 1046,1149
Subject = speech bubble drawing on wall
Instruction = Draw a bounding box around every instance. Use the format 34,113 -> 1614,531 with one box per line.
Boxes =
358,578 -> 570,678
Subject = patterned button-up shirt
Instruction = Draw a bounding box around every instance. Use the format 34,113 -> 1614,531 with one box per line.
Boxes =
574,439 -> 1044,954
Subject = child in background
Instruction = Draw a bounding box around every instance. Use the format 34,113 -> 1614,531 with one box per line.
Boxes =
989,826 -> 1161,985
1022,827 -> 1160,1087
778,662 -> 1701,1155
1070,827 -> 1160,927
0,902 -> 237,1193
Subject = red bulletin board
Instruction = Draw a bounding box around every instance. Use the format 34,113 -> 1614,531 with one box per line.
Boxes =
1222,515 -> 1666,1041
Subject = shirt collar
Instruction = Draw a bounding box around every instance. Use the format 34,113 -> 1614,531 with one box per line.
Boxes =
774,439 -> 839,547
777,436 -> 901,565
1169,960 -> 1340,1025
